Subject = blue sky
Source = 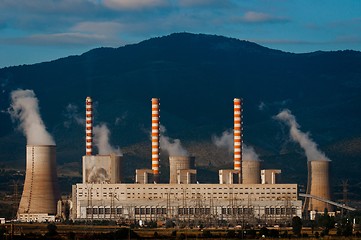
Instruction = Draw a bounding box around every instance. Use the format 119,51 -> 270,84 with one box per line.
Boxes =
1,0 -> 361,68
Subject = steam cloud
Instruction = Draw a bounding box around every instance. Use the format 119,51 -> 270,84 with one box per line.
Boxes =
160,125 -> 188,156
63,103 -> 84,128
9,89 -> 55,145
94,123 -> 122,156
212,129 -> 260,161
212,129 -> 233,152
64,103 -> 122,155
274,109 -> 330,161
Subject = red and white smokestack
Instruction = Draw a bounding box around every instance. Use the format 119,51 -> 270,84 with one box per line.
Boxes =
151,98 -> 160,180
85,97 -> 93,156
234,98 -> 243,174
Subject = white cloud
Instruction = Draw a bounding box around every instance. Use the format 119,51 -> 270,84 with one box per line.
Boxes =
178,0 -> 231,8
239,11 -> 289,24
73,21 -> 123,32
103,0 -> 168,10
28,32 -> 107,45
0,0 -> 97,14
8,32 -> 119,46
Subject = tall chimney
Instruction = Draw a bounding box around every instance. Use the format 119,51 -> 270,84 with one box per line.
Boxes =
234,98 -> 243,182
151,98 -> 160,182
85,97 -> 93,156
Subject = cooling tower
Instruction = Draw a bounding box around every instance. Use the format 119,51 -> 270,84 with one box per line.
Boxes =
18,145 -> 60,216
308,160 -> 331,212
151,98 -> 160,183
169,156 -> 195,184
234,98 -> 243,182
242,160 -> 261,184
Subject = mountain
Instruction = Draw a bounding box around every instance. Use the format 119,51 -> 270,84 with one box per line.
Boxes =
0,33 -> 361,197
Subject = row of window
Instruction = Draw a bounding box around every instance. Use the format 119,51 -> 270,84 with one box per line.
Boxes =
221,208 -> 253,215
86,207 -> 123,215
264,207 -> 297,215
134,208 -> 167,215
84,206 -> 297,216
126,187 -> 296,191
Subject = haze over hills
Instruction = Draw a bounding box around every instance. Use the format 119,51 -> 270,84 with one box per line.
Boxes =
0,33 -> 361,196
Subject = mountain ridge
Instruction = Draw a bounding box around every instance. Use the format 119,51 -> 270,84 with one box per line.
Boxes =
0,32 -> 361,196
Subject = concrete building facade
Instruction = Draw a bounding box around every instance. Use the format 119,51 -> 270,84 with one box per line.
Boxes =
71,183 -> 302,224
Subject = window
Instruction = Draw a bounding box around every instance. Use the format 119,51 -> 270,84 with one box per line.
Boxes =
270,208 -> 275,215
135,208 -> 140,214
93,208 -> 98,214
162,208 -> 167,214
106,207 -> 113,214
86,208 -> 92,214
265,208 -> 270,214
276,208 -> 281,215
98,208 -> 104,214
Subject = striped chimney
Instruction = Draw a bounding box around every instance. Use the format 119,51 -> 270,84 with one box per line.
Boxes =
234,98 -> 243,174
85,97 -> 93,156
151,98 -> 160,179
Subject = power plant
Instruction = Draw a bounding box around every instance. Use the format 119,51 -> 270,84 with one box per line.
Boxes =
70,97 -> 304,224
16,96 -> 354,224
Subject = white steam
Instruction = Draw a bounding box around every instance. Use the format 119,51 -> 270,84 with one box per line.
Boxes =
212,129 -> 233,152
274,109 -> 330,161
63,103 -> 122,156
243,145 -> 260,161
212,129 -> 260,161
9,89 -> 55,145
160,125 -> 188,156
63,103 -> 84,128
93,123 -> 122,156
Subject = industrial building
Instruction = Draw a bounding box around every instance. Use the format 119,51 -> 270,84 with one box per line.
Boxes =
17,96 -> 344,224
71,183 -> 301,224
69,97 -> 303,225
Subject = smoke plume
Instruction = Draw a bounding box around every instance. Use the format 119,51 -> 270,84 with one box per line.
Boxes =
212,129 -> 233,152
212,129 -> 260,161
160,125 -> 188,156
63,103 -> 122,156
9,89 -> 55,145
63,103 -> 84,128
274,109 -> 330,161
94,123 -> 122,156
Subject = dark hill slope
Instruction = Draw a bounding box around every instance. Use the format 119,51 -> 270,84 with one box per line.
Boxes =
0,33 -> 361,192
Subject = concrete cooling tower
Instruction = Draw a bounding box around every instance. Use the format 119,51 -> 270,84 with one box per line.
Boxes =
242,160 -> 261,184
169,156 -> 196,184
307,160 -> 331,212
18,145 -> 60,221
